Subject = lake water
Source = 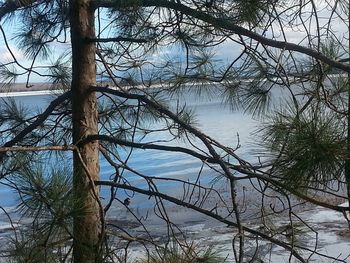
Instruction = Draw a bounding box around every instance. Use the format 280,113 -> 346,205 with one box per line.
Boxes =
1,90 -> 350,262
0,90 -> 258,210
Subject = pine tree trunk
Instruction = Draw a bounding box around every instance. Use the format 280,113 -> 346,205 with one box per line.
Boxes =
69,0 -> 101,262
346,86 -> 350,224
346,3 -> 350,219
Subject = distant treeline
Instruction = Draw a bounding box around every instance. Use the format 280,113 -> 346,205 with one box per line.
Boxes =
0,83 -> 52,93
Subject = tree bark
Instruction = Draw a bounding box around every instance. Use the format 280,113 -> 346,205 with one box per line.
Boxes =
69,0 -> 101,262
346,2 -> 350,226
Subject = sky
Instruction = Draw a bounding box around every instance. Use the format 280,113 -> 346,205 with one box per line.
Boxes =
0,1 -> 349,84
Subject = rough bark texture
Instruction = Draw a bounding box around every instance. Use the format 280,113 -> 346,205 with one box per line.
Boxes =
69,0 -> 101,262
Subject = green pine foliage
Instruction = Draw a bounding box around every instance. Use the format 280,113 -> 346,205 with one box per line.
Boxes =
257,104 -> 346,189
2,161 -> 84,262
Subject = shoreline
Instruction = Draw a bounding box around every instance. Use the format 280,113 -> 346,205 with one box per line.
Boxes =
1,73 -> 347,97
0,83 -> 55,97
0,89 -> 63,97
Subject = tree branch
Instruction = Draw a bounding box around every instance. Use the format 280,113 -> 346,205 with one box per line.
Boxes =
81,134 -> 234,167
86,37 -> 151,43
0,0 -> 38,21
0,145 -> 75,152
93,0 -> 350,73
89,86 -> 350,213
90,86 -> 251,166
0,91 -> 71,162
96,180 -> 307,263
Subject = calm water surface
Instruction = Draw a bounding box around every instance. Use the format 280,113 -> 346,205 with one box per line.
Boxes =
0,90 -> 258,212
